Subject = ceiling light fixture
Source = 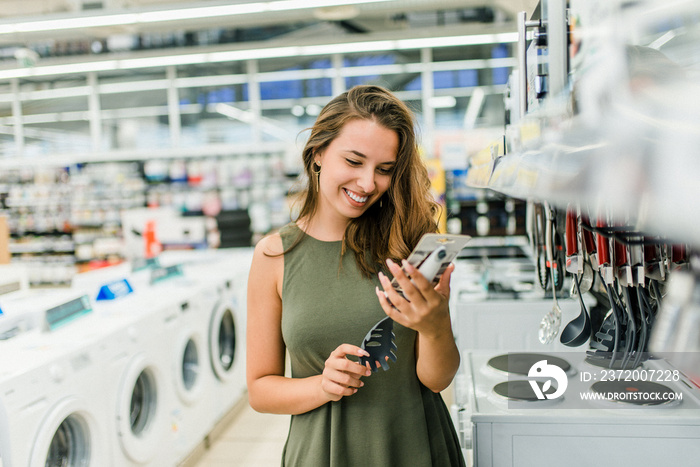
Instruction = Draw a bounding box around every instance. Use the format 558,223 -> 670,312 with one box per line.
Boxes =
428,96 -> 457,108
0,32 -> 517,80
0,0 -> 394,35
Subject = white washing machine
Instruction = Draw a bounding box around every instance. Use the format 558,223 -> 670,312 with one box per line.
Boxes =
161,248 -> 253,427
188,249 -> 252,426
0,264 -> 33,340
0,292 -> 110,467
72,256 -> 226,465
83,265 -> 204,466
73,261 -> 178,466
95,290 -> 177,467
161,278 -> 219,464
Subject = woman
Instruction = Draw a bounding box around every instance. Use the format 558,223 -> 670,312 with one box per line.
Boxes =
246,85 -> 465,466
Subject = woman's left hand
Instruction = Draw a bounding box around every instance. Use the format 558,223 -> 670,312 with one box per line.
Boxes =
375,259 -> 454,339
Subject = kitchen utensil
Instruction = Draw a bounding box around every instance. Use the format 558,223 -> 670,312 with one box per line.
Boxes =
564,207 -> 579,275
581,216 -> 597,262
560,274 -> 592,347
538,204 -> 562,344
578,261 -> 594,294
551,211 -> 566,292
603,279 -> 622,367
577,215 -> 596,294
620,286 -> 637,369
533,203 -> 549,291
359,316 -> 397,372
633,286 -> 649,368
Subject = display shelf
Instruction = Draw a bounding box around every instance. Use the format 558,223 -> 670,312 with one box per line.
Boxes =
467,0 -> 700,247
469,83 -> 700,246
0,149 -> 292,282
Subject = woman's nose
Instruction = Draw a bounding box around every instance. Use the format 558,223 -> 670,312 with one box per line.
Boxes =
357,168 -> 376,193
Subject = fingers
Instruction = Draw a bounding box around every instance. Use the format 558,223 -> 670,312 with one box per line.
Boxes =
331,343 -> 369,361
377,259 -> 452,334
321,344 -> 372,402
377,269 -> 409,309
434,263 -> 454,297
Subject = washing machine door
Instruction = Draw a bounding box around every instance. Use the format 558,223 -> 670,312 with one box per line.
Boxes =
174,330 -> 204,405
208,299 -> 237,382
29,397 -> 102,467
117,354 -> 165,464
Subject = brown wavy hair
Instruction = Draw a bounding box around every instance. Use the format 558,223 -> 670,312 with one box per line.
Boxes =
291,85 -> 439,277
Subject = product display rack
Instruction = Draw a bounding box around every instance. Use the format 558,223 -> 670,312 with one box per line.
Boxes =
0,150 -> 292,286
468,0 -> 700,245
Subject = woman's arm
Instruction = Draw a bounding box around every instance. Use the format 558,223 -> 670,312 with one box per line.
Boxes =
375,260 -> 460,393
246,234 -> 371,415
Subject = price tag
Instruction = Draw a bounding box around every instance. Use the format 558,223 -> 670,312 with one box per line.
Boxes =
45,295 -> 92,331
150,264 -> 184,284
96,279 -> 134,301
132,257 -> 161,272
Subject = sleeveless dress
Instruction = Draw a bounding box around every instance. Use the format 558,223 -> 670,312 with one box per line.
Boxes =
279,223 -> 465,467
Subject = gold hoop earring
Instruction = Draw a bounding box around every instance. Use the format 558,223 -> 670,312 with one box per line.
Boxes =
380,198 -> 383,208
312,162 -> 321,192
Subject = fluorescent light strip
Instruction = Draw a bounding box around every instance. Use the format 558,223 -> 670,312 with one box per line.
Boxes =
302,40 -> 395,55
0,33 -> 516,80
0,0 -> 393,34
119,54 -> 208,69
208,46 -> 301,62
16,14 -> 138,33
29,60 -> 119,77
397,32 -> 519,49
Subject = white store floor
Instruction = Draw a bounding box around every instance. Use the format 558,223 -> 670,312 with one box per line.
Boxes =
191,398 -> 290,467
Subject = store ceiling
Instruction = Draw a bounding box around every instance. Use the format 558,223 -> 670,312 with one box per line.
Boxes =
0,0 -> 539,45
0,0 -> 537,132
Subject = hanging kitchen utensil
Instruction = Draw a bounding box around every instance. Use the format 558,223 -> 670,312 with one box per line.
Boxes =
564,207 -> 580,275
620,286 -> 638,369
633,286 -> 649,368
359,316 -> 397,372
560,274 -> 592,347
560,205 -> 592,347
581,215 -> 597,270
577,215 -> 596,294
538,203 -> 562,344
594,217 -> 623,367
551,210 -> 566,292
533,203 -> 549,291
611,238 -> 636,369
604,279 -> 623,368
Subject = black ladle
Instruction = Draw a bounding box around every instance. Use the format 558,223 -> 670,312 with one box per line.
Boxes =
560,274 -> 592,347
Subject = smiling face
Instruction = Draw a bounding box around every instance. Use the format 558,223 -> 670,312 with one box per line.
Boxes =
314,118 -> 398,226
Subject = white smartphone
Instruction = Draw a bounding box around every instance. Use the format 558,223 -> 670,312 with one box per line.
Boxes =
390,233 -> 471,295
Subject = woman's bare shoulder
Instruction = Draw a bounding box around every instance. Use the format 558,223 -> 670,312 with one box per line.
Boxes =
249,232 -> 285,297
254,231 -> 284,258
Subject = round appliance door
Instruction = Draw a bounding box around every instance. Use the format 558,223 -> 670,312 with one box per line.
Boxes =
208,299 -> 237,382
117,354 -> 164,464
30,397 -> 103,467
174,330 -> 204,405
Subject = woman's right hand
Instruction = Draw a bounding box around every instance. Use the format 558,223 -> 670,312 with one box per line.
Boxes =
320,344 -> 372,401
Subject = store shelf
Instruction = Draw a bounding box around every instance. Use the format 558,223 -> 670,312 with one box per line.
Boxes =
468,81 -> 700,246
467,0 -> 700,247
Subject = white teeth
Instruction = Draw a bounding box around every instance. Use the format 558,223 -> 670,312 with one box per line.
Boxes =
344,189 -> 368,203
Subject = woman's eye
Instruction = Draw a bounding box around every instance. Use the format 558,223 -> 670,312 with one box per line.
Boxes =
377,167 -> 394,175
346,159 -> 361,166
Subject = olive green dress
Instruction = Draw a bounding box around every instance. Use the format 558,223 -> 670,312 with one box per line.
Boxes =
279,223 -> 465,467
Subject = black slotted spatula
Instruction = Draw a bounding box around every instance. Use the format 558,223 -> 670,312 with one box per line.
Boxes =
359,316 -> 397,372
